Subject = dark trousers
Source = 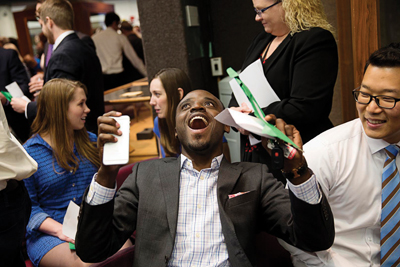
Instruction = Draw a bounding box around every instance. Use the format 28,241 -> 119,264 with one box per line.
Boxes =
0,180 -> 31,267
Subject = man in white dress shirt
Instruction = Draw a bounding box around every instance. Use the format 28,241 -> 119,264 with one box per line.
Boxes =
280,43 -> 400,266
92,12 -> 147,91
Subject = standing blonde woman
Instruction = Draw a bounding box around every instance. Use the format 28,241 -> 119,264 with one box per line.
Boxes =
229,0 -> 338,180
23,79 -> 99,267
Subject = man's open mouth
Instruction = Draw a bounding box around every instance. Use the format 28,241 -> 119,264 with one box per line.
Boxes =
189,115 -> 209,129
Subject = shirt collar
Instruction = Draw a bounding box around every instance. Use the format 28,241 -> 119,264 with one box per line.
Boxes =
53,30 -> 74,51
361,121 -> 400,154
180,154 -> 223,171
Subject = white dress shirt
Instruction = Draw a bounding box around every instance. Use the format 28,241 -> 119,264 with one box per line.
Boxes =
86,154 -> 321,266
279,119 -> 400,267
92,27 -> 146,76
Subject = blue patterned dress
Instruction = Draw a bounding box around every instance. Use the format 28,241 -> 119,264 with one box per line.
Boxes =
23,132 -> 98,266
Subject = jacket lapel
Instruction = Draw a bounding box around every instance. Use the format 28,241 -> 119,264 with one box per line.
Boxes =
159,156 -> 181,238
263,33 -> 292,73
217,159 -> 253,267
217,158 -> 243,209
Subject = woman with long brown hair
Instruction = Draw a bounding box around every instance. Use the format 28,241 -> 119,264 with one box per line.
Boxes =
23,78 -> 100,266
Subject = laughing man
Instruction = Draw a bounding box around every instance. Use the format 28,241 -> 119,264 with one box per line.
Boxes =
75,90 -> 334,267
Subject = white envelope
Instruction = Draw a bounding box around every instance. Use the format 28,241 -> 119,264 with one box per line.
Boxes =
215,108 -> 275,145
5,82 -> 31,103
62,201 -> 80,240
229,59 -> 279,109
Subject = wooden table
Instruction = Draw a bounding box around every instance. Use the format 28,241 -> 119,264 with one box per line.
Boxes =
104,78 -> 151,122
104,77 -> 148,96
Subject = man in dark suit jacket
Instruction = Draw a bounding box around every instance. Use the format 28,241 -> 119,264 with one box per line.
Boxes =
11,0 -> 104,134
0,47 -> 31,142
76,90 -> 334,267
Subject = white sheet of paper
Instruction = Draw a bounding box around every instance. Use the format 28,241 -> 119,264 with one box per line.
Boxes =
229,59 -> 279,109
5,82 -> 31,103
62,201 -> 80,240
215,108 -> 275,141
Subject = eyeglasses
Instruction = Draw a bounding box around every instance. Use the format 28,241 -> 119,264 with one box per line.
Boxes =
254,1 -> 282,17
352,87 -> 400,109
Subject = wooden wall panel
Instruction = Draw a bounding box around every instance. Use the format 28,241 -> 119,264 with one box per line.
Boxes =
351,0 -> 380,87
336,0 -> 380,122
336,0 -> 356,122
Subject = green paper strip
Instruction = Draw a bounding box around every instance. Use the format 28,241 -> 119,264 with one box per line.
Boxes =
69,242 -> 75,250
227,67 -> 299,149
1,91 -> 12,102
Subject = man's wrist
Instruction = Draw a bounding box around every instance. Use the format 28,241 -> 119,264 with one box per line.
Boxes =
96,166 -> 118,188
281,160 -> 308,179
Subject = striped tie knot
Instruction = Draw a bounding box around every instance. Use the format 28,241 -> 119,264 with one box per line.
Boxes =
381,144 -> 400,266
385,145 -> 400,160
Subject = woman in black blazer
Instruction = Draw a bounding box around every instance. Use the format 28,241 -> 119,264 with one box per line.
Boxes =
229,0 -> 338,179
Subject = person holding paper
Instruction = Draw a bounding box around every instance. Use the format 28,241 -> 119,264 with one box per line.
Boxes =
22,78 -> 101,266
229,0 -> 338,174
150,68 -> 231,161
75,89 -> 334,266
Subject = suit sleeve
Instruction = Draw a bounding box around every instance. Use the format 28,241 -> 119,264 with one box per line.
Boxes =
259,164 -> 334,252
76,163 -> 140,262
7,49 -> 30,96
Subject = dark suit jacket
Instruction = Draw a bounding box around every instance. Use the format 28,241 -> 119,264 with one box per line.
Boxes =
27,33 -> 104,133
0,47 -> 31,142
229,27 -> 338,144
76,157 -> 334,267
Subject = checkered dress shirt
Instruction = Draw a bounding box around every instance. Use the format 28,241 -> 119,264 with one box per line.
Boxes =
87,155 -> 320,267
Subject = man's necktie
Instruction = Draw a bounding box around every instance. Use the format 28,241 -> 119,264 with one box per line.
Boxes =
381,144 -> 400,266
46,44 -> 53,67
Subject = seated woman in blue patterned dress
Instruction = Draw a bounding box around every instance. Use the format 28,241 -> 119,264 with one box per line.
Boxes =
23,79 -> 130,267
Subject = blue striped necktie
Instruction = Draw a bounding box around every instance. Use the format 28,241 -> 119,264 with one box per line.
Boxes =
381,144 -> 400,266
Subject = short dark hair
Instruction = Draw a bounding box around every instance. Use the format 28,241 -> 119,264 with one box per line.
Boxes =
105,12 -> 120,27
364,43 -> 400,73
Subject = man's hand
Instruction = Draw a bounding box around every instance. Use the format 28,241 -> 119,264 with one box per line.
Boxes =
10,97 -> 28,113
29,73 -> 44,97
0,93 -> 6,105
261,114 -> 310,185
230,102 -> 253,135
96,111 -> 124,188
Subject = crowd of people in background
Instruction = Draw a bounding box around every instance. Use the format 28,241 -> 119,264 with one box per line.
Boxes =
2,0 -> 400,266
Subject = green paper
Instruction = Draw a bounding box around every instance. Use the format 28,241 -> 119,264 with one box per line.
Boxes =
227,67 -> 299,149
69,242 -> 75,250
1,91 -> 12,102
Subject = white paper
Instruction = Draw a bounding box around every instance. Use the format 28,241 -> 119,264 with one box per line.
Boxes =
62,201 -> 80,240
229,59 -> 279,109
5,82 -> 31,103
215,108 -> 275,141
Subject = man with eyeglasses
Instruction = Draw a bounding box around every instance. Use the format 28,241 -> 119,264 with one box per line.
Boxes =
280,43 -> 400,266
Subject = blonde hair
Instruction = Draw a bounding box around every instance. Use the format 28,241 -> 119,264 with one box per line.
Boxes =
282,0 -> 334,35
31,78 -> 100,173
